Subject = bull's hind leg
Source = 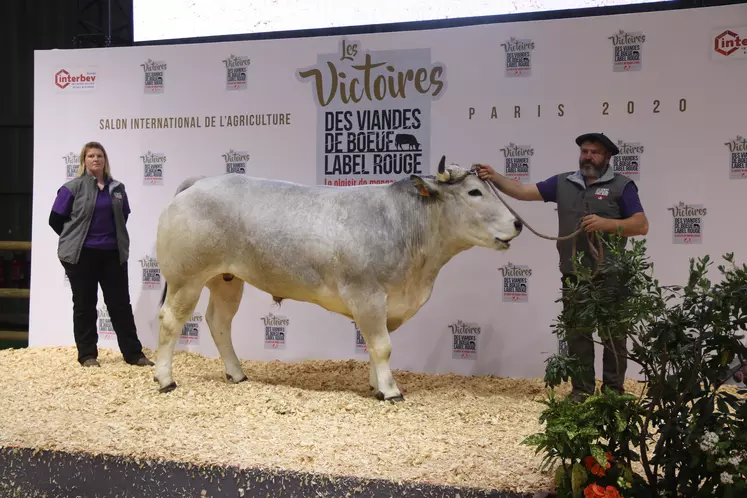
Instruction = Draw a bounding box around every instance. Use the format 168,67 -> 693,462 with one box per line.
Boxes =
344,289 -> 403,402
205,275 -> 246,384
154,282 -> 202,393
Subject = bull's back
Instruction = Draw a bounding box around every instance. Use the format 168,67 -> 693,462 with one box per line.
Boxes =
176,175 -> 371,238
158,175 -> 402,291
165,175 -> 326,227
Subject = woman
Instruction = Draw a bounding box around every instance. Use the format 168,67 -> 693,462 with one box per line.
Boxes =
48,141 -> 154,368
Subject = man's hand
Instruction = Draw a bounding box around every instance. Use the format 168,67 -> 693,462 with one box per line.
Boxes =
472,164 -> 496,182
470,163 -> 543,201
581,214 -> 617,233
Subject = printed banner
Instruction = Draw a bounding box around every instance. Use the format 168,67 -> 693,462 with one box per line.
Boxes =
298,39 -> 444,186
28,4 -> 747,381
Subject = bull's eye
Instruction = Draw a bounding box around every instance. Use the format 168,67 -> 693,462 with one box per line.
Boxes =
468,189 -> 482,197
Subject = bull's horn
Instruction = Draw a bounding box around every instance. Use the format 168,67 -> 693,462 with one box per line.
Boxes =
436,155 -> 450,182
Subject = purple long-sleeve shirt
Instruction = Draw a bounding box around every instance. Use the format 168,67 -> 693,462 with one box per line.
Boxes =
52,180 -> 130,250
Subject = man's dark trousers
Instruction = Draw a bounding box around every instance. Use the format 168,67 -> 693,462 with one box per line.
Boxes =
560,274 -> 628,396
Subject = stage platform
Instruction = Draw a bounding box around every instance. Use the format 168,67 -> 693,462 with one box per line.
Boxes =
0,346 -> 619,498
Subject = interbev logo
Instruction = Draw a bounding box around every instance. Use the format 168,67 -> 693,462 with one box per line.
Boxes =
55,69 -> 97,90
712,26 -> 747,60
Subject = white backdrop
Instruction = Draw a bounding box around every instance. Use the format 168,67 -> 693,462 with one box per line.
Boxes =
30,4 -> 747,381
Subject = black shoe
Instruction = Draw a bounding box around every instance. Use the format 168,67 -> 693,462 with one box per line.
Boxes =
127,356 -> 154,366
568,390 -> 590,403
601,385 -> 625,396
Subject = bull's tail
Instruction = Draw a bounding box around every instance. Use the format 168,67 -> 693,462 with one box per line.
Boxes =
174,175 -> 206,196
159,175 -> 205,309
159,281 -> 168,307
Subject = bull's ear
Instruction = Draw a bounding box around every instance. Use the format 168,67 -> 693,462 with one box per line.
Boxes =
410,175 -> 439,197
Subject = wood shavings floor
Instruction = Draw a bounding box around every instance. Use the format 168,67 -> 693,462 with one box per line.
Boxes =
0,346 -> 647,495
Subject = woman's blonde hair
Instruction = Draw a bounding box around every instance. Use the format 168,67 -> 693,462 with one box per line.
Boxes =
76,141 -> 112,179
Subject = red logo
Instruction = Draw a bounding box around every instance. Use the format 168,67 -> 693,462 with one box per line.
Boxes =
54,69 -> 97,89
55,69 -> 70,89
714,30 -> 746,56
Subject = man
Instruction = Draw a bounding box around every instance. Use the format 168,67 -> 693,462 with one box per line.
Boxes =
473,132 -> 649,401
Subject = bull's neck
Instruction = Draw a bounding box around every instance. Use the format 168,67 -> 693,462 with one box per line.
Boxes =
410,201 -> 472,276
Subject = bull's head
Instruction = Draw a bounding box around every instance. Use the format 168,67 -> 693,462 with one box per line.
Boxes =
410,155 -> 522,250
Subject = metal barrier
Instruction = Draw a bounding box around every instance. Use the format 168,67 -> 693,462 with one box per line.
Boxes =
0,331 -> 27,341
0,241 -> 32,251
0,241 -> 31,343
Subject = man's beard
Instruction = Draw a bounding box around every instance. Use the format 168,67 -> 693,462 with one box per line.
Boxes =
579,159 -> 606,178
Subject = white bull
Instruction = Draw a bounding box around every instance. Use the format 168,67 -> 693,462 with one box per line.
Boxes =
153,156 -> 522,401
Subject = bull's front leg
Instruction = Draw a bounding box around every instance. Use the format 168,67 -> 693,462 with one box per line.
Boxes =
344,290 -> 404,402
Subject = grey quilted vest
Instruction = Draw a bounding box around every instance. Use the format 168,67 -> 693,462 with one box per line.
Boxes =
555,166 -> 633,276
57,174 -> 131,265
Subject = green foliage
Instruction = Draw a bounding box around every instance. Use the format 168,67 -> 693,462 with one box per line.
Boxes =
522,231 -> 747,497
543,354 -> 583,389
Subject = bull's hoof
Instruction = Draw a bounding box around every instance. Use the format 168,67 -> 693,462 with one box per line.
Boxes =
374,391 -> 405,402
226,373 -> 248,384
158,382 -> 177,393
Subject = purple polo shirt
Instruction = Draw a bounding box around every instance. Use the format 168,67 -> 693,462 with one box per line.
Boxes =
52,180 -> 130,250
535,174 -> 644,217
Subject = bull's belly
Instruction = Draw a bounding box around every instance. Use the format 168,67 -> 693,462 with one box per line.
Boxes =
233,266 -> 433,329
233,264 -> 355,317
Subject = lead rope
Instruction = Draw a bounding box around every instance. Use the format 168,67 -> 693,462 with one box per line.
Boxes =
475,172 -> 604,273
474,172 -> 615,374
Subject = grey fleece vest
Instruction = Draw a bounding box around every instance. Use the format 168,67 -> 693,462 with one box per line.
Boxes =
57,174 -> 131,265
555,166 -> 633,276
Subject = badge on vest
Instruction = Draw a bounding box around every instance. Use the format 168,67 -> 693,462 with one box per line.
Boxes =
113,192 -> 123,200
594,187 -> 610,199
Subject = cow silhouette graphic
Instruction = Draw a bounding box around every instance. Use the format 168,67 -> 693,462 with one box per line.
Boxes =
395,133 -> 420,151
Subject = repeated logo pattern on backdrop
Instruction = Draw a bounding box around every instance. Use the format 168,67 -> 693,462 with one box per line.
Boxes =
97,307 -> 115,342
180,313 -> 202,348
223,54 -> 251,90
449,320 -> 482,360
612,140 -> 643,181
609,29 -> 645,72
500,143 -> 534,183
31,6 -> 747,381
262,313 -> 289,350
501,37 -> 534,77
500,263 -> 532,303
142,59 -> 167,93
726,135 -> 747,179
669,202 -> 707,245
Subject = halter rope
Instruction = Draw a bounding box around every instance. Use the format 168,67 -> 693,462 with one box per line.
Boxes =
468,168 -> 605,272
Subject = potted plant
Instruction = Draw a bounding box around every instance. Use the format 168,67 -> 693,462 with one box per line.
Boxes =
523,233 -> 747,497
